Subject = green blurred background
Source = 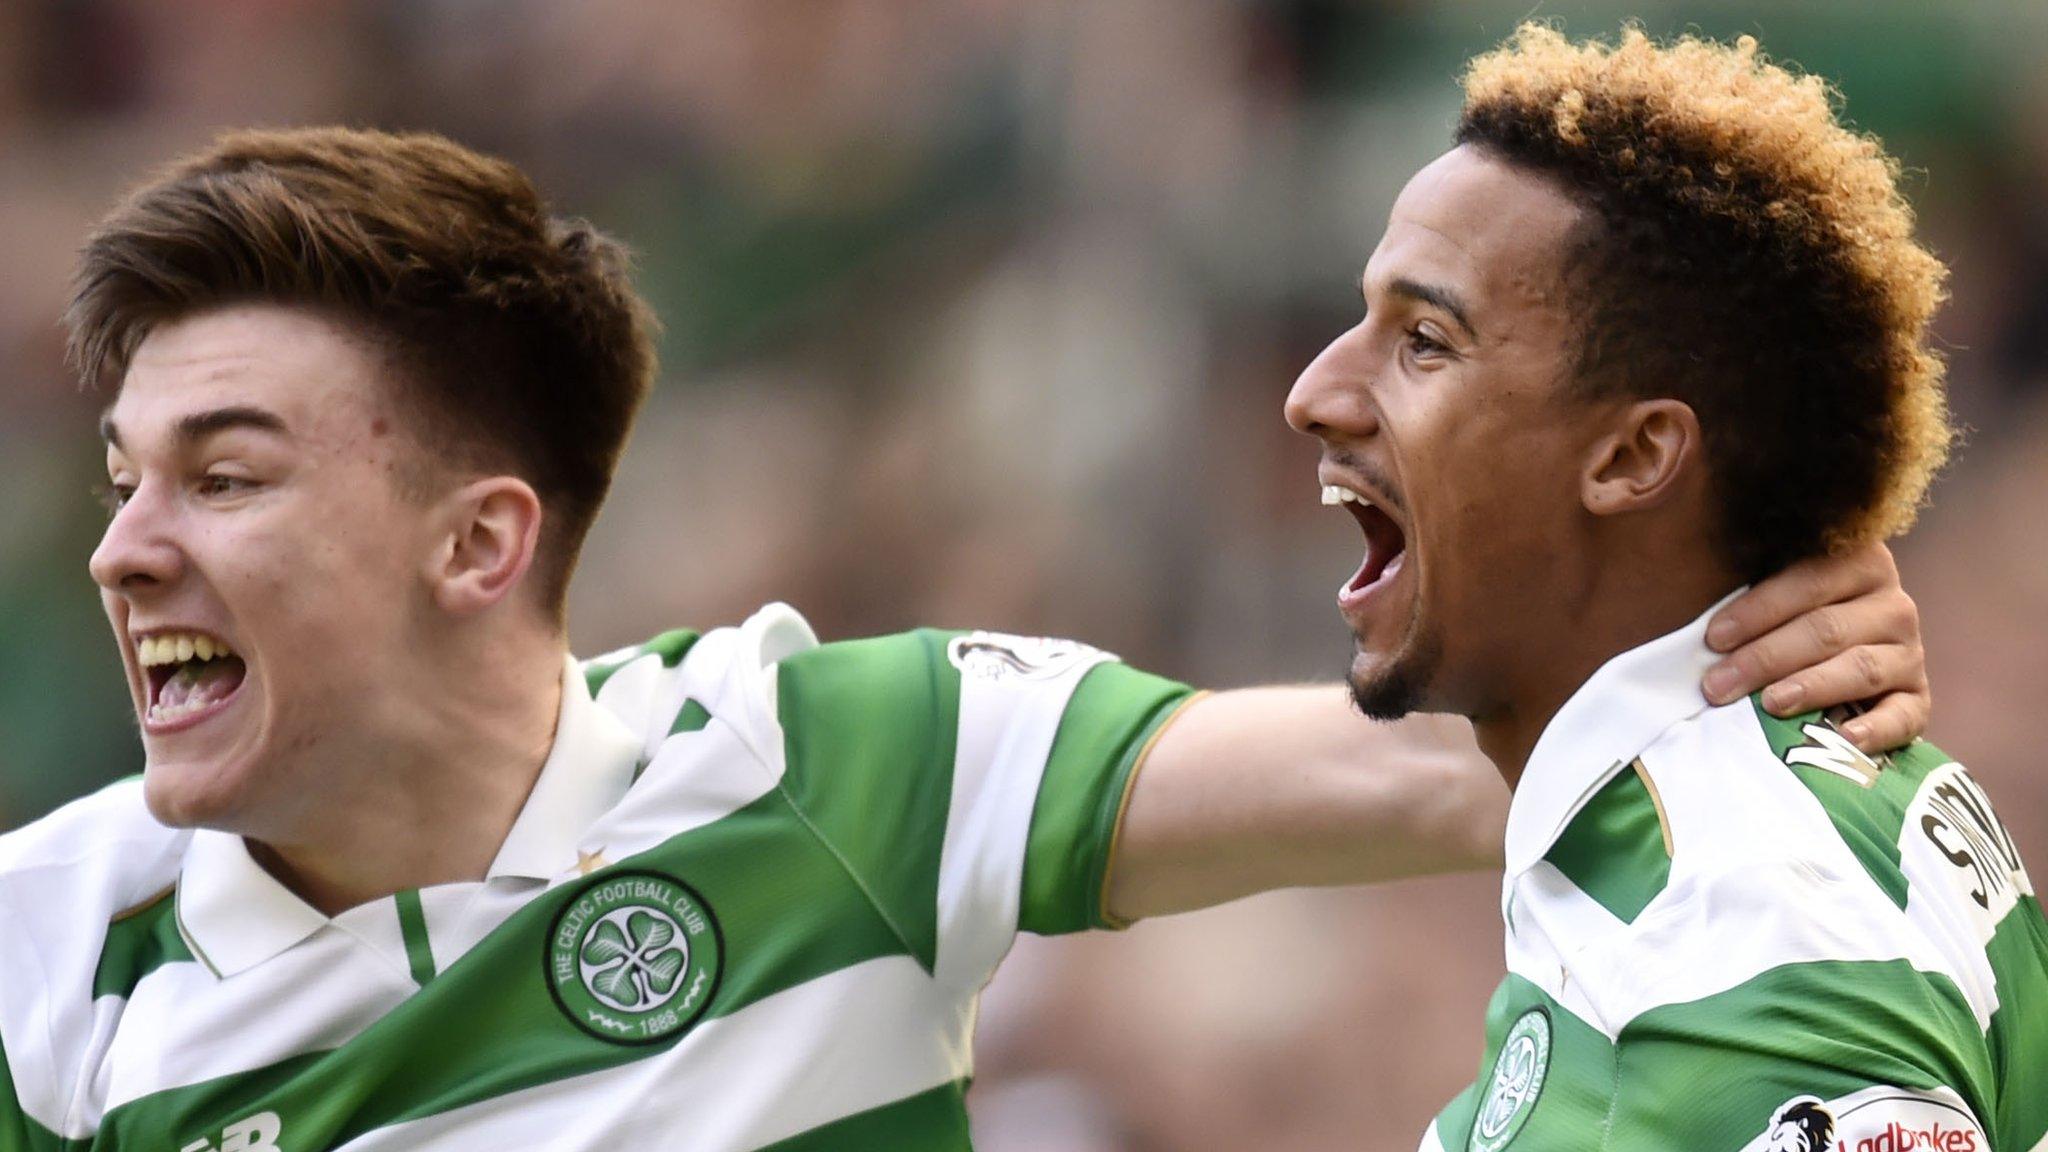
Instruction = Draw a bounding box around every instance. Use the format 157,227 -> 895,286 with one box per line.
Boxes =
2,2 -> 2043,1148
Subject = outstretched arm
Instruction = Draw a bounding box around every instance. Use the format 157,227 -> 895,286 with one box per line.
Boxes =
1105,541 -> 1928,923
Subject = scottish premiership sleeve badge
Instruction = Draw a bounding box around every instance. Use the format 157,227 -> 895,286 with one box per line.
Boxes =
546,870 -> 723,1044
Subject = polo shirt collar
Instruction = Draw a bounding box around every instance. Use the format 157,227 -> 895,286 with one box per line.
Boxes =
486,655 -> 643,880
179,655 -> 643,977
1501,589 -> 1741,879
177,829 -> 328,978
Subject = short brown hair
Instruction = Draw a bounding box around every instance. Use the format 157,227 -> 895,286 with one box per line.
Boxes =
1457,25 -> 1953,579
66,127 -> 659,613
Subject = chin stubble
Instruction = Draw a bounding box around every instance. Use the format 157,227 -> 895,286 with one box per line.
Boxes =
1347,627 -> 1443,722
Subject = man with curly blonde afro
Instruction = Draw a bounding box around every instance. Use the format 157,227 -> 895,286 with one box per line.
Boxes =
1286,24 -> 2045,1151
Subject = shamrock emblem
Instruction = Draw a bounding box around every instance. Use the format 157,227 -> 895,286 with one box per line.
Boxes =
580,909 -> 688,1010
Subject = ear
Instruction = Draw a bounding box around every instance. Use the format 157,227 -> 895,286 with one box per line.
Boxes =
1580,399 -> 1703,517
426,477 -> 544,615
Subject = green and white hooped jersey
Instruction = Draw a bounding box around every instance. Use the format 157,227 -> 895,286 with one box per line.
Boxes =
1422,603 -> 2048,1152
0,604 -> 1194,1151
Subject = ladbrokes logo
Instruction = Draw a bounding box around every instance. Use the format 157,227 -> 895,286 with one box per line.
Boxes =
1849,1121 -> 1979,1152
1743,1089 -> 1986,1152
1760,1097 -> 1834,1152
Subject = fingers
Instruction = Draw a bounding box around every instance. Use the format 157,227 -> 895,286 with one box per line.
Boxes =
1703,587 -> 1920,706
1747,642 -> 1924,716
1710,640 -> 1929,752
1706,541 -> 1898,653
1833,690 -> 1932,755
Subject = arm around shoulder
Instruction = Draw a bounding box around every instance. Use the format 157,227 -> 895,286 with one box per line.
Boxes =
1102,685 -> 1506,924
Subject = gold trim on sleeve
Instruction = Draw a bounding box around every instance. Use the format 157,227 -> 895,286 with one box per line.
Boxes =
1097,689 -> 1212,930
1630,757 -> 1675,858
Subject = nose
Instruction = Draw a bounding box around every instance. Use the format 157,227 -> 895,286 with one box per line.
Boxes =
1284,322 -> 1382,441
89,484 -> 184,596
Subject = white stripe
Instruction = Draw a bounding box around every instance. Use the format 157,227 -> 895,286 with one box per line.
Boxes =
587,648 -> 676,760
0,882 -> 90,1137
99,941 -> 414,1120
1898,760 -> 2029,1028
0,779 -> 185,1138
335,955 -> 971,1152
1414,1118 -> 1449,1152
1504,862 -> 1620,1035
934,640 -> 1110,989
1506,705 -> 1971,1039
591,720 -> 781,861
1515,856 -> 1953,1041
1736,1084 -> 1985,1152
707,604 -> 818,778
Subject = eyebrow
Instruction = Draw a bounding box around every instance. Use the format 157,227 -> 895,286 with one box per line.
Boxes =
1384,277 -> 1479,341
100,405 -> 291,451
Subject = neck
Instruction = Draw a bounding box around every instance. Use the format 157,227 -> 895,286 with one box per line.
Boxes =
1471,564 -> 1737,789
248,628 -> 566,916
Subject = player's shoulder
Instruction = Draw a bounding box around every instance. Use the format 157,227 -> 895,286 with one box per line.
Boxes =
579,602 -> 818,760
0,775 -> 184,894
1638,698 -> 1935,882
579,604 -> 985,780
0,778 -> 186,1009
1629,700 -> 2032,993
581,606 -> 1145,779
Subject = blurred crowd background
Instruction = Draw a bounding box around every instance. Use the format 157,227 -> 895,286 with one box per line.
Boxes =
2,1 -> 2044,1148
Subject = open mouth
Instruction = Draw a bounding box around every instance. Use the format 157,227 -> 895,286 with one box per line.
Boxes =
1321,485 -> 1409,605
138,632 -> 247,732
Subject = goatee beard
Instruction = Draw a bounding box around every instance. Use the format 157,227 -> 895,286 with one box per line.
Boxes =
1347,631 -> 1442,721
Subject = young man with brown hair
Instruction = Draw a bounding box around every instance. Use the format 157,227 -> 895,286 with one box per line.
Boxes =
1287,25 -> 2044,1150
0,125 -> 1930,1149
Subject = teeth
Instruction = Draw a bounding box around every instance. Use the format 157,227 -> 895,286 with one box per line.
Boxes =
136,632 -> 235,667
147,698 -> 213,725
1320,484 -> 1371,508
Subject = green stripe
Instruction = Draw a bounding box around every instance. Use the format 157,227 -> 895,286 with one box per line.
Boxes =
1753,700 -> 1940,909
1020,663 -> 1193,935
1543,763 -> 1671,925
757,1080 -> 972,1151
393,890 -> 436,986
1986,894 -> 2048,1149
584,628 -> 702,697
1440,959 -> 1993,1149
92,886 -> 190,1000
775,629 -> 962,973
669,698 -> 712,736
1611,958 -> 1992,1142
89,788 -> 908,1148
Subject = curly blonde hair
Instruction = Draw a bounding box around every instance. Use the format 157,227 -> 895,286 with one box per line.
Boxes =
1458,24 -> 1952,576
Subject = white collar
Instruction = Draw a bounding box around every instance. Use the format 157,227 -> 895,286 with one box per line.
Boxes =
1501,590 -> 1742,879
178,655 -> 643,977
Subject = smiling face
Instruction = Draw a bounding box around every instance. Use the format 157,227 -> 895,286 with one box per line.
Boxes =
1286,145 -> 1609,725
91,305 -> 445,834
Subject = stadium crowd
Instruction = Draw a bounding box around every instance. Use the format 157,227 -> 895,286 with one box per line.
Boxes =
1,2 -> 2043,1148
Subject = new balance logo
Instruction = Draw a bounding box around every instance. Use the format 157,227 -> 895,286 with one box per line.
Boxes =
1785,722 -> 1880,786
179,1112 -> 281,1152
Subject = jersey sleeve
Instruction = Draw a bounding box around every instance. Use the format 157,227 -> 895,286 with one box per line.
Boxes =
0,1032 -> 61,1152
767,627 -> 1193,988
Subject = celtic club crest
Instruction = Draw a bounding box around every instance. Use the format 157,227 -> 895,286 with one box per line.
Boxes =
546,870 -> 722,1044
1470,1009 -> 1551,1152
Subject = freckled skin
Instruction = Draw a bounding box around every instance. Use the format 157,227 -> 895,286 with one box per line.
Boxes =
92,306 -> 444,839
